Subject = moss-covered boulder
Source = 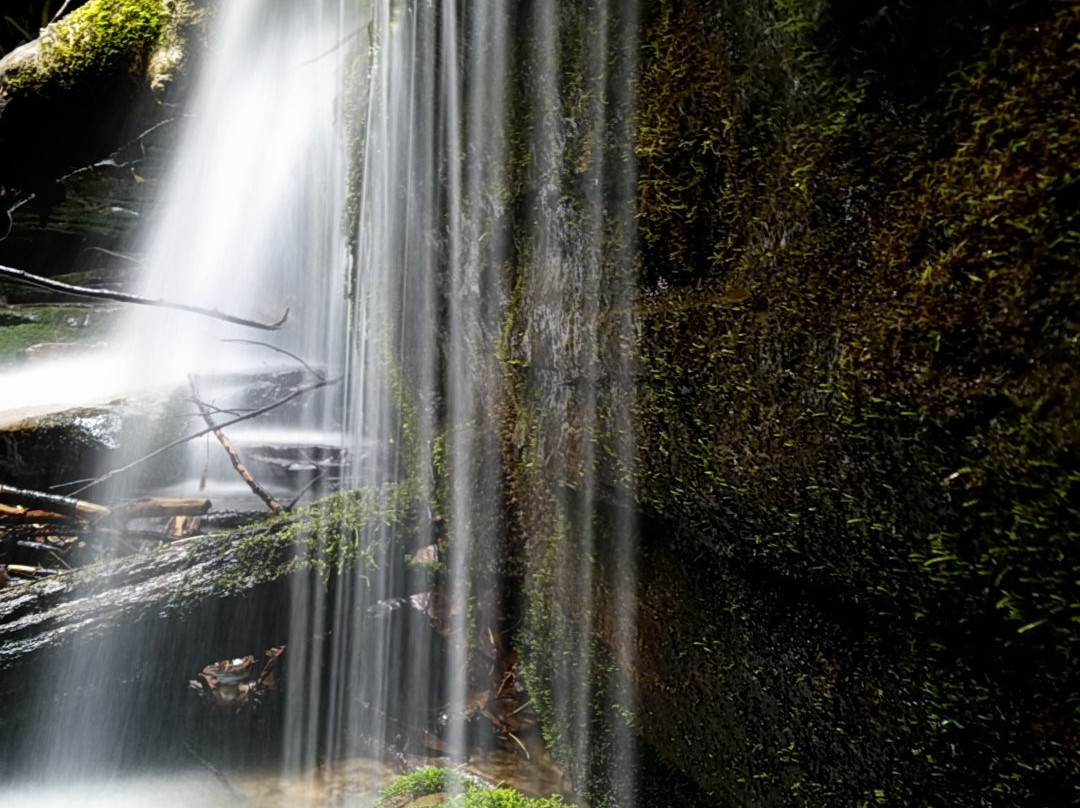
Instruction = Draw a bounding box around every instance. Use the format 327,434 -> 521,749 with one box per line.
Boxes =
0,0 -> 202,193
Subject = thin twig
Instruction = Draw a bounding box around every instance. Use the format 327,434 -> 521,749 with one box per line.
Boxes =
286,471 -> 327,511
189,375 -> 284,514
49,0 -> 76,25
183,400 -> 252,418
506,731 -> 530,759
297,26 -> 362,66
0,264 -> 290,330
82,246 -> 143,264
57,378 -> 338,496
220,338 -> 325,379
183,741 -> 246,802
507,699 -> 532,717
4,116 -> 186,224
48,549 -> 72,570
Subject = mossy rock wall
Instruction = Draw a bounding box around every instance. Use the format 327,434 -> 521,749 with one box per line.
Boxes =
499,0 -> 1079,805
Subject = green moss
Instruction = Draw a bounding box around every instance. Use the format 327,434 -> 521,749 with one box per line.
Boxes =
0,303 -> 116,366
626,0 -> 1079,802
342,41 -> 370,242
5,0 -> 175,93
375,767 -> 448,805
450,789 -> 566,808
169,483 -> 420,611
637,0 -> 1080,656
375,768 -> 568,808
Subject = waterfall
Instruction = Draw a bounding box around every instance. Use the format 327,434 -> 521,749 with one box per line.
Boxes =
301,0 -> 641,801
8,0 -> 350,791
3,0 -> 640,804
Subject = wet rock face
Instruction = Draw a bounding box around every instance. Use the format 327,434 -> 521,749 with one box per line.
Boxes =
622,540 -> 918,807
1,406 -> 121,488
0,396 -> 181,491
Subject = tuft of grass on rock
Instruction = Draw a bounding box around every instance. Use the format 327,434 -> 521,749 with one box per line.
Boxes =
374,768 -> 569,808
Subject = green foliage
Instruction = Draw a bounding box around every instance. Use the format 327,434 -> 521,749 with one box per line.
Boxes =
374,768 -> 568,808
374,766 -> 447,805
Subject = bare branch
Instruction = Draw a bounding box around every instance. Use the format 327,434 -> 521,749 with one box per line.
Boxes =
298,26 -> 362,67
183,741 -> 246,800
4,116 -> 189,226
0,263 -> 290,330
220,338 -> 325,379
58,377 -> 339,496
183,400 -> 252,418
49,0 -> 76,25
0,484 -> 110,521
286,472 -> 327,511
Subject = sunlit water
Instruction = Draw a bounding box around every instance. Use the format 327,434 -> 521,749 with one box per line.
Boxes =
11,0 -> 351,785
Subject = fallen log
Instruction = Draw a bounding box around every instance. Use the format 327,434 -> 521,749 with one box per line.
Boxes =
113,498 -> 211,521
0,519 -> 298,773
200,509 -> 268,530
92,526 -> 183,544
0,485 -> 428,774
